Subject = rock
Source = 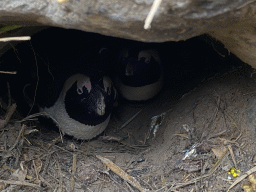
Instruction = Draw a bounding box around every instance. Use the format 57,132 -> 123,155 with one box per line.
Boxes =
1,0 -> 256,69
0,0 -> 255,42
210,17 -> 256,69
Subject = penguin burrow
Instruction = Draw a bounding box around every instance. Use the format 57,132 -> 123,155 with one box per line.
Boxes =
0,27 -> 233,140
0,27 -> 255,192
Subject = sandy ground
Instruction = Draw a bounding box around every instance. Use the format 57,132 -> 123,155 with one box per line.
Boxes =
0,62 -> 256,192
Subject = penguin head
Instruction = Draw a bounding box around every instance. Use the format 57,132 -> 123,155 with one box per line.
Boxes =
117,48 -> 162,87
63,74 -> 117,126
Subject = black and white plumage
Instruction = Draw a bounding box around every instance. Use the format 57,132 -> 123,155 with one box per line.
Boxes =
115,48 -> 163,101
40,73 -> 117,140
2,28 -> 119,140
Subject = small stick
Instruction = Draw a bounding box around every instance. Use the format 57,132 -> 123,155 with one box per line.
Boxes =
0,71 -> 17,74
228,145 -> 237,169
144,0 -> 162,29
21,112 -> 60,128
71,144 -> 77,191
21,112 -> 64,143
47,136 -> 63,149
8,124 -> 25,151
33,160 -> 39,181
57,161 -> 63,192
0,36 -> 31,42
0,179 -> 40,188
58,0 -> 68,3
71,153 -> 77,191
119,109 -> 142,130
96,155 -> 147,192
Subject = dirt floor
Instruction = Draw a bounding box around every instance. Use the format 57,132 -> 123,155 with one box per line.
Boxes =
1,28 -> 256,192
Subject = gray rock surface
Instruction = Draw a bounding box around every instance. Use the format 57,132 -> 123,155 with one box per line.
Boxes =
0,0 -> 255,42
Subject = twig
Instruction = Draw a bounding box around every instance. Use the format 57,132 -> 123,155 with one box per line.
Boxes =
0,71 -> 17,74
48,136 -> 64,149
33,160 -> 39,181
0,36 -> 31,42
57,161 -> 63,192
27,41 -> 39,116
144,0 -> 162,29
58,0 -> 68,3
119,109 -> 142,130
228,145 -> 237,169
96,155 -> 147,192
207,130 -> 226,140
14,138 -> 24,167
8,124 -> 26,151
71,148 -> 77,191
0,179 -> 40,188
21,112 -> 64,143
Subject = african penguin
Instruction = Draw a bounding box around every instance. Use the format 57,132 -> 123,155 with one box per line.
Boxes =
0,27 -> 118,140
40,73 -> 117,140
115,48 -> 163,101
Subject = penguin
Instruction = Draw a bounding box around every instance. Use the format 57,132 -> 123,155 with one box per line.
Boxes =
0,28 -> 118,140
115,48 -> 163,101
39,73 -> 117,140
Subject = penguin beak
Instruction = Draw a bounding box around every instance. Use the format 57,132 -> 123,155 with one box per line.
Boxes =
125,60 -> 135,76
87,85 -> 106,116
95,92 -> 106,116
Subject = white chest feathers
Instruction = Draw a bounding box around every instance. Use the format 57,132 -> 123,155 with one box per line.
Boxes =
40,73 -> 116,140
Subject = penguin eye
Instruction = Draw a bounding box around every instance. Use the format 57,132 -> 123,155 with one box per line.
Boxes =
77,88 -> 83,95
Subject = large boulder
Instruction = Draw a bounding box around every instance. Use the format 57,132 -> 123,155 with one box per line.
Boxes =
1,0 -> 256,67
0,0 -> 255,42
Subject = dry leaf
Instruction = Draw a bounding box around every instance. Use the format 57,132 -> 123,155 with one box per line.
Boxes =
243,184 -> 254,192
242,174 -> 256,192
212,147 -> 227,159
